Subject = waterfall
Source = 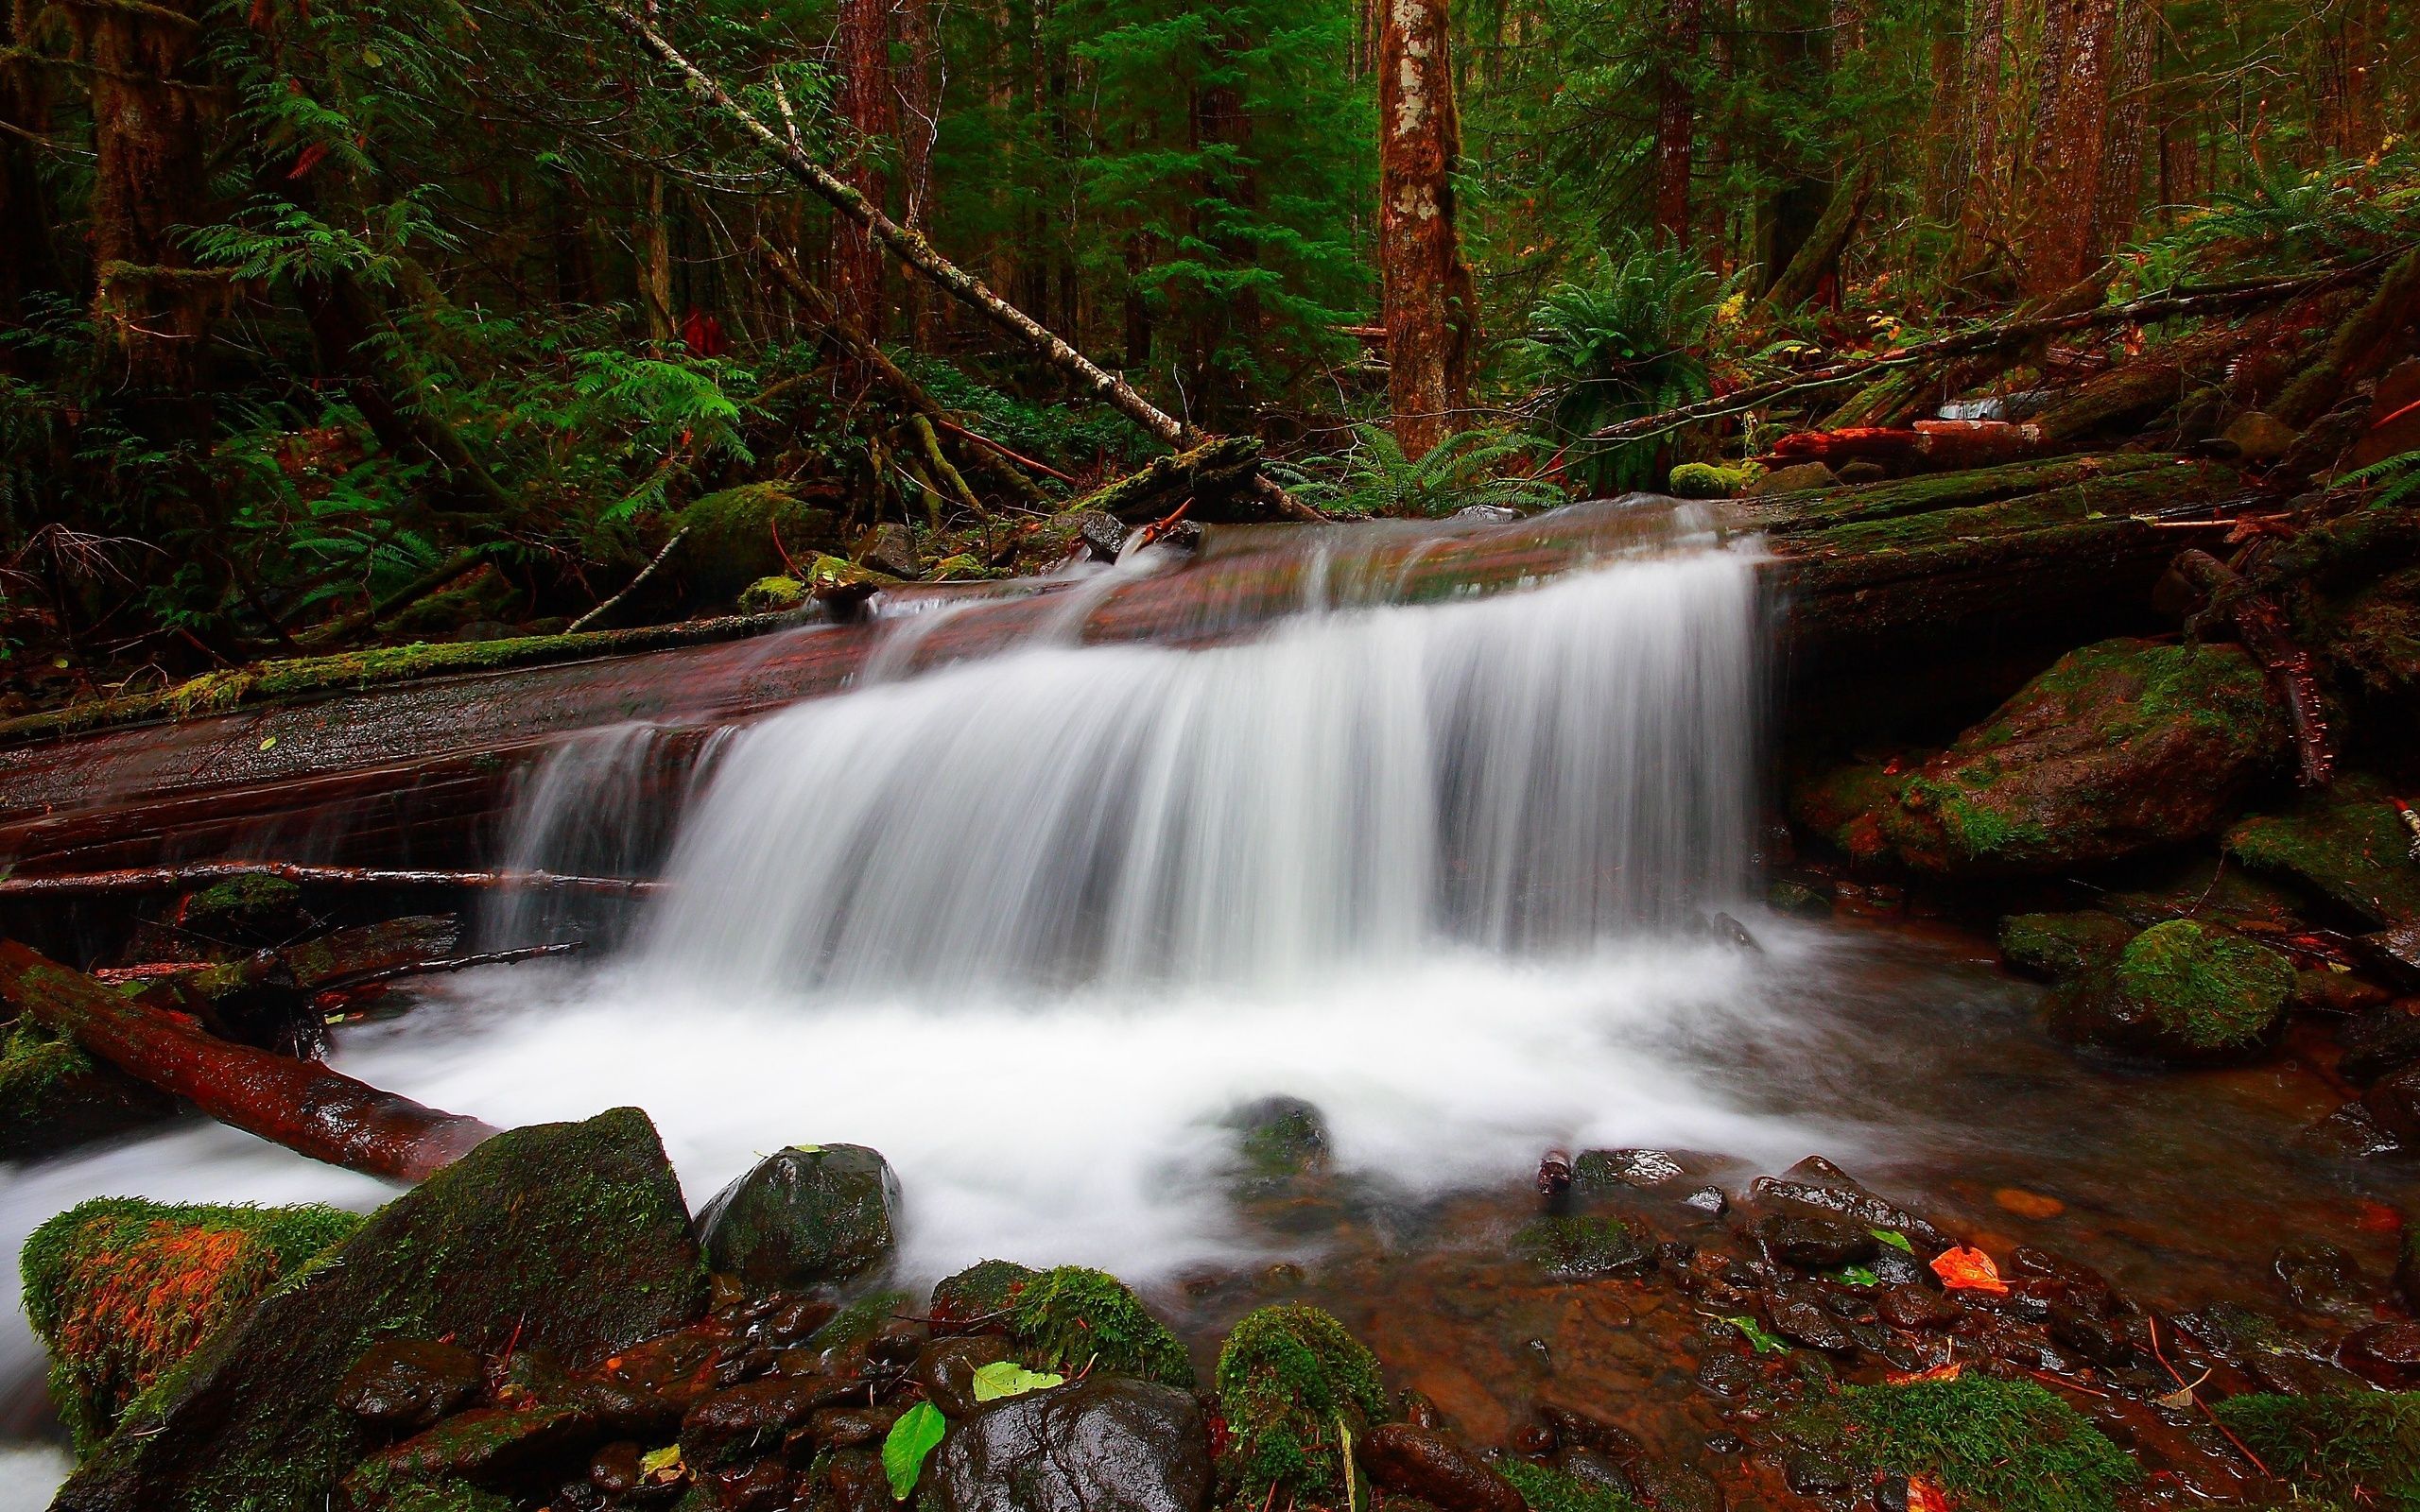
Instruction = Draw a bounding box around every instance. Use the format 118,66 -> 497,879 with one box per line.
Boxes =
636,527 -> 1765,995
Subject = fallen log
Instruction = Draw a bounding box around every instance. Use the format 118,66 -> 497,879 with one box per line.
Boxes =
1765,421 -> 2052,471
0,463 -> 2253,874
2272,246 -> 2420,429
0,939 -> 499,1180
2170,547 -> 2337,786
0,862 -> 664,900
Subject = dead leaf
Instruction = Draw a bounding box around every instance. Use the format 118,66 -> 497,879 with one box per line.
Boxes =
1907,1473 -> 1952,1512
1930,1246 -> 2008,1294
1993,1188 -> 2065,1220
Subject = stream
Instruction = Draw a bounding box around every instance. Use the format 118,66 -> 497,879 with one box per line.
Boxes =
3,503 -> 2414,1503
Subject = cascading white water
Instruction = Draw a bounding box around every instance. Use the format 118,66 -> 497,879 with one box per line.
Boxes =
637,544 -> 1763,995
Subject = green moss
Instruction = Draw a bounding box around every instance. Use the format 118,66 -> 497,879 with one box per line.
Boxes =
2108,919 -> 2294,1053
1007,1266 -> 1192,1386
737,576 -> 806,612
1788,761 -> 1908,864
1501,1460 -> 1647,1512
341,1460 -> 518,1512
1214,1304 -> 1389,1510
1228,1097 -> 1330,1180
806,1290 -> 910,1353
2,1022 -> 95,1120
1809,1375 -> 2139,1512
183,874 -> 304,934
21,1197 -> 362,1451
2214,1394 -> 2420,1512
1668,463 -> 1749,500
2227,773 -> 2420,928
1762,454 -> 2187,535
1512,1216 -> 1651,1279
1998,913 -> 2136,982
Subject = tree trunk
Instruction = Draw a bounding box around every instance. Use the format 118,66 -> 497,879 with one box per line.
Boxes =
1960,0 -> 2006,261
2016,0 -> 2122,295
1378,0 -> 1477,455
897,0 -> 940,345
833,0 -> 896,339
1761,167 -> 1875,315
2090,0 -> 2161,256
1651,0 -> 1702,248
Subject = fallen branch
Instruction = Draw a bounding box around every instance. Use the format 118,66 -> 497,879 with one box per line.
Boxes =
2171,547 -> 2337,786
0,861 -> 663,900
568,526 -> 691,634
0,939 -> 498,1181
929,415 -> 1078,486
314,940 -> 588,998
1591,266 -> 2370,443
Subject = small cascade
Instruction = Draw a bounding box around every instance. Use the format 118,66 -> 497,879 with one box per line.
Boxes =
482,723 -> 713,948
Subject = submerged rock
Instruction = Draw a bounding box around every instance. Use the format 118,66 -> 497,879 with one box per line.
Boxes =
1997,912 -> 2135,983
929,1377 -> 1212,1512
2050,919 -> 2295,1062
1886,640 -> 2287,875
698,1143 -> 901,1291
22,1197 -> 362,1451
1223,1095 -> 1331,1180
50,1108 -> 704,1512
1514,1215 -> 1653,1278
1357,1423 -> 1524,1512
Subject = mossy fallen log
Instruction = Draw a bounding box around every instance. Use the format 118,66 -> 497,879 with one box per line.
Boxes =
0,939 -> 500,1180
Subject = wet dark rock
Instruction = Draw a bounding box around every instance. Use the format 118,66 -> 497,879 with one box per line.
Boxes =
928,1377 -> 1211,1512
1752,1164 -> 1953,1255
1870,1250 -> 1926,1288
1074,512 -> 1130,562
698,1143 -> 901,1291
2339,1321 -> 2420,1386
2293,969 -> 2393,1016
2342,1000 -> 2420,1082
589,1440 -> 645,1496
2275,1241 -> 2377,1319
2050,920 -> 2295,1062
1704,1432 -> 1744,1456
1876,1285 -> 1960,1330
2047,1305 -> 2134,1366
1533,1403 -> 1641,1461
1783,1447 -> 1858,1497
1572,1148 -> 1692,1190
2009,1246 -> 2122,1314
1632,1456 -> 1726,1512
357,1404 -> 607,1491
1357,1424 -> 1524,1512
1683,1186 -> 1728,1216
1709,912 -> 1761,951
1515,1215 -> 1653,1278
1694,1352 -> 1762,1399
49,1109 -> 703,1512
337,1339 -> 483,1432
1767,879 -> 1831,917
801,1448 -> 890,1512
856,523 -> 922,579
1766,1292 -> 1856,1353
917,1336 -> 1014,1418
1561,1448 -> 1640,1494
1753,1213 -> 1877,1270
2367,1063 -> 2420,1142
764,1295 -> 839,1347
2360,922 -> 2420,989
868,1316 -> 930,1366
1817,1289 -> 1879,1324
1224,1095 -> 1331,1179
1998,911 -> 2135,982
681,1376 -> 848,1468
1884,640 -> 2288,875
811,1405 -> 900,1450
2226,774 -> 2420,930
708,1457 -> 797,1510
1450,504 -> 1523,522
930,1260 -> 1041,1327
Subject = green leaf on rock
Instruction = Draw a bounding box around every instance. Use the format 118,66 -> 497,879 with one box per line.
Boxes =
1837,1265 -> 1880,1287
1725,1315 -> 1789,1354
882,1401 -> 947,1501
1873,1228 -> 1914,1253
971,1361 -> 1065,1401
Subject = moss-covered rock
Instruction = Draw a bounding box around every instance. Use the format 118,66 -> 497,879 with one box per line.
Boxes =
2227,772 -> 2420,929
22,1198 -> 363,1452
1512,1215 -> 1652,1279
675,482 -> 842,600
49,1107 -> 705,1512
1799,1375 -> 2139,1512
735,575 -> 806,614
1997,912 -> 2136,983
1006,1266 -> 1193,1387
696,1143 -> 899,1292
1214,1304 -> 1388,1510
1788,760 -> 1909,868
1884,640 -> 2287,875
929,1260 -> 1040,1326
2050,919 -> 2296,1062
1224,1096 -> 1330,1181
1501,1459 -> 1646,1512
1668,463 -> 1751,500
1,1022 -> 173,1160
2212,1392 -> 2420,1512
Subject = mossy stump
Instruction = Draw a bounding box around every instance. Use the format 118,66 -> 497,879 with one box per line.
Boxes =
21,1198 -> 363,1451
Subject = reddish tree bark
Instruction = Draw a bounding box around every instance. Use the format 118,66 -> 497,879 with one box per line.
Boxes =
1379,0 -> 1477,455
2091,0 -> 2162,257
832,0 -> 896,337
2016,0 -> 2122,295
1651,0 -> 1702,248
1960,0 -> 2006,258
897,0 -> 941,344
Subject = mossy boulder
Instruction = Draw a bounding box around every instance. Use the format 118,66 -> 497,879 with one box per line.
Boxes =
1787,760 -> 1909,868
1741,461 -> 1839,497
1224,1095 -> 1330,1181
2213,1392 -> 2420,1512
1997,912 -> 2136,983
1214,1304 -> 1388,1510
930,1260 -> 1041,1325
697,1143 -> 900,1292
674,482 -> 842,600
855,522 -> 922,579
2226,772 -> 2420,929
49,1107 -> 705,1512
1502,1459 -> 1644,1512
2049,919 -> 2296,1062
925,1376 -> 1213,1512
1884,640 -> 2287,875
1,1022 -> 172,1160
22,1198 -> 363,1451
735,575 -> 806,614
1668,463 -> 1751,500
1006,1266 -> 1193,1386
1512,1215 -> 1652,1279
1795,1375 -> 2139,1512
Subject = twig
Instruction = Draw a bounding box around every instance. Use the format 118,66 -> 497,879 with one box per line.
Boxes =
568,526 -> 689,633
313,940 -> 589,997
928,416 -> 1079,485
2149,1316 -> 2272,1477
0,861 -> 663,900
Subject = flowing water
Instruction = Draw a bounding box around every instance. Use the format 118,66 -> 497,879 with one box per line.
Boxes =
4,505 -> 2415,1486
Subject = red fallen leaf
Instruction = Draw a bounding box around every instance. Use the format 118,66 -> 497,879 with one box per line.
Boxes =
2356,1200 -> 2403,1232
1886,1362 -> 1962,1385
1907,1473 -> 1952,1512
1931,1246 -> 2008,1294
